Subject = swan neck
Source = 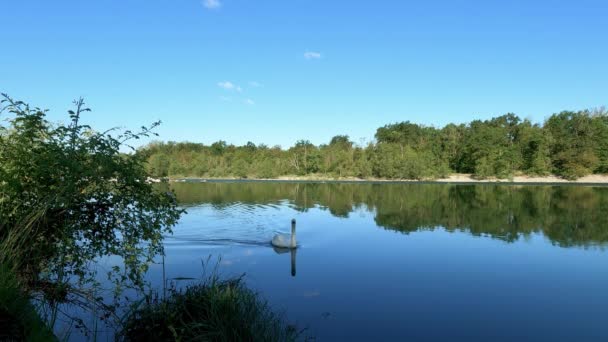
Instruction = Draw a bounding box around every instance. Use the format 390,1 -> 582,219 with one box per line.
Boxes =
291,220 -> 296,247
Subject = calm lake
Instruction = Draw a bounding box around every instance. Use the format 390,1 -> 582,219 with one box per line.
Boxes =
149,181 -> 608,340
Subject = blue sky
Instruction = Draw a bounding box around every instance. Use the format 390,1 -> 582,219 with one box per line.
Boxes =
1,0 -> 607,148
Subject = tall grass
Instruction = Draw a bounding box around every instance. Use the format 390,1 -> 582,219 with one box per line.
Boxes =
120,270 -> 303,342
0,205 -> 49,281
0,264 -> 57,341
0,205 -> 58,340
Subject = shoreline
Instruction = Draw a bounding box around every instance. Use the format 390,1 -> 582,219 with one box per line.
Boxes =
153,173 -> 608,186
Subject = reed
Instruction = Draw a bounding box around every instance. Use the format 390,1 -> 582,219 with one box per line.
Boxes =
0,264 -> 57,341
120,263 -> 303,342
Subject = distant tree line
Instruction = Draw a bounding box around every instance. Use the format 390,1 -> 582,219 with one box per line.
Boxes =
139,108 -> 608,180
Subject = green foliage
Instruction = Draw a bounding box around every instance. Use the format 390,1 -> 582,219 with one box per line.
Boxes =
329,135 -> 353,149
518,121 -> 552,175
120,274 -> 301,342
440,123 -> 466,171
376,121 -> 438,149
0,94 -> 183,305
592,108 -> 608,173
232,159 -> 250,178
353,146 -> 373,178
257,158 -> 280,179
140,108 -> 608,180
147,153 -> 171,177
289,140 -> 319,175
462,114 -> 523,179
545,111 -> 603,179
371,144 -> 437,179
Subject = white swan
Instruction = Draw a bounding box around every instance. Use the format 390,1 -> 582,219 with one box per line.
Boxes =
271,219 -> 297,249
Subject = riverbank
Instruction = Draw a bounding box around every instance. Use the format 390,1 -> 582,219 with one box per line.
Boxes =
156,173 -> 608,185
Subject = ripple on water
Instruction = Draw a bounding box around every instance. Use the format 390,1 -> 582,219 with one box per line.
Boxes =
164,201 -> 295,248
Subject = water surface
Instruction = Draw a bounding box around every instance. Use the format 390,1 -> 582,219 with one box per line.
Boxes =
153,182 -> 608,341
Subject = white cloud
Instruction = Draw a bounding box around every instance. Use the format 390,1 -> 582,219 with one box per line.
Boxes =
217,81 -> 242,92
203,0 -> 221,9
304,51 -> 322,60
249,81 -> 263,87
217,81 -> 235,90
244,98 -> 255,105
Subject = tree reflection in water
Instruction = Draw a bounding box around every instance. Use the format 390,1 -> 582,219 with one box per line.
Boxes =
166,181 -> 608,248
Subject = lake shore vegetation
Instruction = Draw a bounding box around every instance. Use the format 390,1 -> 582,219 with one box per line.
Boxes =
120,272 -> 301,342
140,110 -> 608,181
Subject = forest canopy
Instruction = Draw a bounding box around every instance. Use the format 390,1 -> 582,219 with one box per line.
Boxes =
140,109 -> 608,180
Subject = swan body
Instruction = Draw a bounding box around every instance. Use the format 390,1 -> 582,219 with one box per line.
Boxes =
271,234 -> 293,248
271,219 -> 297,249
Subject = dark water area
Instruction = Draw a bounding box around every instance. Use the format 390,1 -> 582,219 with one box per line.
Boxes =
142,182 -> 608,340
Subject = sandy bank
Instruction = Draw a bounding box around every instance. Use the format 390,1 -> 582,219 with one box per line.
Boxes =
434,174 -> 608,184
158,173 -> 608,185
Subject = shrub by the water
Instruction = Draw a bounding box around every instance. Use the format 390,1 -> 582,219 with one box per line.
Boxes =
120,275 -> 301,342
0,94 -> 183,336
0,94 -> 182,301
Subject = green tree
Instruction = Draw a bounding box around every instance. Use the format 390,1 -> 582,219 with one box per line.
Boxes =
518,121 -> 552,175
232,159 -> 249,178
463,115 -> 523,178
353,146 -> 373,178
138,108 -> 608,181
211,140 -> 227,155
329,135 -> 353,148
147,153 -> 171,177
440,123 -> 466,171
590,108 -> 608,173
326,136 -> 354,177
289,140 -> 319,175
545,111 -> 599,179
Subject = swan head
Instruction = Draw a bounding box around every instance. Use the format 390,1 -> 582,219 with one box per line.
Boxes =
290,219 -> 296,248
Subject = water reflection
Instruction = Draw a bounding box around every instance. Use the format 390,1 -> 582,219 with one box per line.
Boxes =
153,181 -> 608,341
272,247 -> 297,277
162,182 -> 608,248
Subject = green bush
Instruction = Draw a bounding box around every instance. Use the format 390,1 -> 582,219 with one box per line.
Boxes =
0,94 -> 183,326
